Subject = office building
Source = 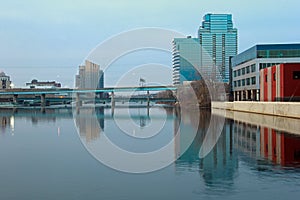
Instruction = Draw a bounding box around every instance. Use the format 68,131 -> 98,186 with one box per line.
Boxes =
231,44 -> 300,101
260,63 -> 300,101
0,72 -> 12,89
172,37 -> 202,85
75,60 -> 104,89
198,13 -> 238,83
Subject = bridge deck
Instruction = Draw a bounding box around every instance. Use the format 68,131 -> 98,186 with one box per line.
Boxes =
0,86 -> 177,95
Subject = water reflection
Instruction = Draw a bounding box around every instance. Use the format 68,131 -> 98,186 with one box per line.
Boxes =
0,115 -> 14,134
1,107 -> 300,163
0,108 -> 73,136
75,107 -> 105,142
0,107 -> 300,183
0,106 -> 300,200
175,109 -> 238,194
229,112 -> 300,168
1,107 -> 300,171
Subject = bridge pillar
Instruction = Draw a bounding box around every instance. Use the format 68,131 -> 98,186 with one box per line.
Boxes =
111,91 -> 115,108
147,90 -> 150,107
41,94 -> 46,107
13,94 -> 18,104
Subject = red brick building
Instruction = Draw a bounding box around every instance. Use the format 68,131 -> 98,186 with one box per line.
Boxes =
260,63 -> 300,101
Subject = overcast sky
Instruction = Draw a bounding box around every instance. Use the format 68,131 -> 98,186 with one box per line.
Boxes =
0,0 -> 300,87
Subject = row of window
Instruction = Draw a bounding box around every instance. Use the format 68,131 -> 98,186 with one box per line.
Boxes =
233,64 -> 256,77
257,49 -> 300,59
234,63 -> 283,78
234,77 -> 256,87
259,63 -> 280,70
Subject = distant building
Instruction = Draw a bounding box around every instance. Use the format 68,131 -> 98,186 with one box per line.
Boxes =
0,72 -> 12,89
260,63 -> 300,101
75,60 -> 104,89
198,13 -> 238,83
231,44 -> 300,101
26,79 -> 61,89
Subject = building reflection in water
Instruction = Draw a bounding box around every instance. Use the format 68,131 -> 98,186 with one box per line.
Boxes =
233,118 -> 300,167
75,107 -> 104,143
233,121 -> 260,159
176,108 -> 300,194
2,106 -> 297,178
0,116 -> 14,135
175,108 -> 238,192
260,127 -> 300,166
0,108 -> 73,135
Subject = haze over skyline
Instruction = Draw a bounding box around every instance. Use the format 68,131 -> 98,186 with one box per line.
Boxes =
1,0 -> 299,87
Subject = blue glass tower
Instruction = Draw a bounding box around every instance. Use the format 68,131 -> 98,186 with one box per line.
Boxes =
198,14 -> 238,83
172,37 -> 202,85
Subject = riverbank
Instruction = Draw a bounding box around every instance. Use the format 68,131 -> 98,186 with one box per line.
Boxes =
212,101 -> 300,119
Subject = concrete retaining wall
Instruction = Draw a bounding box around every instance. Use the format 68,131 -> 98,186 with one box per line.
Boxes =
212,101 -> 300,119
212,108 -> 300,135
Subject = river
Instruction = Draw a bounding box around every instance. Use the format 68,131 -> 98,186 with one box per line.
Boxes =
0,106 -> 299,199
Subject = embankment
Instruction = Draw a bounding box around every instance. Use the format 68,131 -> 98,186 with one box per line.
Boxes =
212,101 -> 300,119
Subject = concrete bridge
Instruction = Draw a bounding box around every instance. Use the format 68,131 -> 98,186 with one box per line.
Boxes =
0,86 -> 177,107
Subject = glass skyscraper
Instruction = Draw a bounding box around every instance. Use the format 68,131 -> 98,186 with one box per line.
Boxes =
198,14 -> 238,83
172,37 -> 202,85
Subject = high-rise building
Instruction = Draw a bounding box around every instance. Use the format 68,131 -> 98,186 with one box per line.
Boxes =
0,72 -> 12,89
75,60 -> 104,89
172,37 -> 202,85
198,14 -> 238,83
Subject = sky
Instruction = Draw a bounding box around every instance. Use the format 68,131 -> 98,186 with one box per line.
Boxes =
0,0 -> 300,87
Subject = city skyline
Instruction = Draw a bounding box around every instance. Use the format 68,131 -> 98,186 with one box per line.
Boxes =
0,0 -> 300,87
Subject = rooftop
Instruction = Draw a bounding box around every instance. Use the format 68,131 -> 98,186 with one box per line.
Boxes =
232,43 -> 300,66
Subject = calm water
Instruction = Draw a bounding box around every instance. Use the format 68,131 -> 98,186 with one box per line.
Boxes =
0,106 -> 300,200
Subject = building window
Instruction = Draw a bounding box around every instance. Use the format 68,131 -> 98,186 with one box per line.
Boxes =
234,81 -> 237,87
246,66 -> 250,74
251,77 -> 256,85
293,71 -> 300,79
238,80 -> 241,87
242,79 -> 245,86
234,71 -> 236,77
251,64 -> 256,72
237,69 -> 241,76
242,68 -> 245,75
246,78 -> 250,85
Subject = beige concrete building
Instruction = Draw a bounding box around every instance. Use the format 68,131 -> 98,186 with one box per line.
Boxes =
75,60 -> 104,89
0,72 -> 12,89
